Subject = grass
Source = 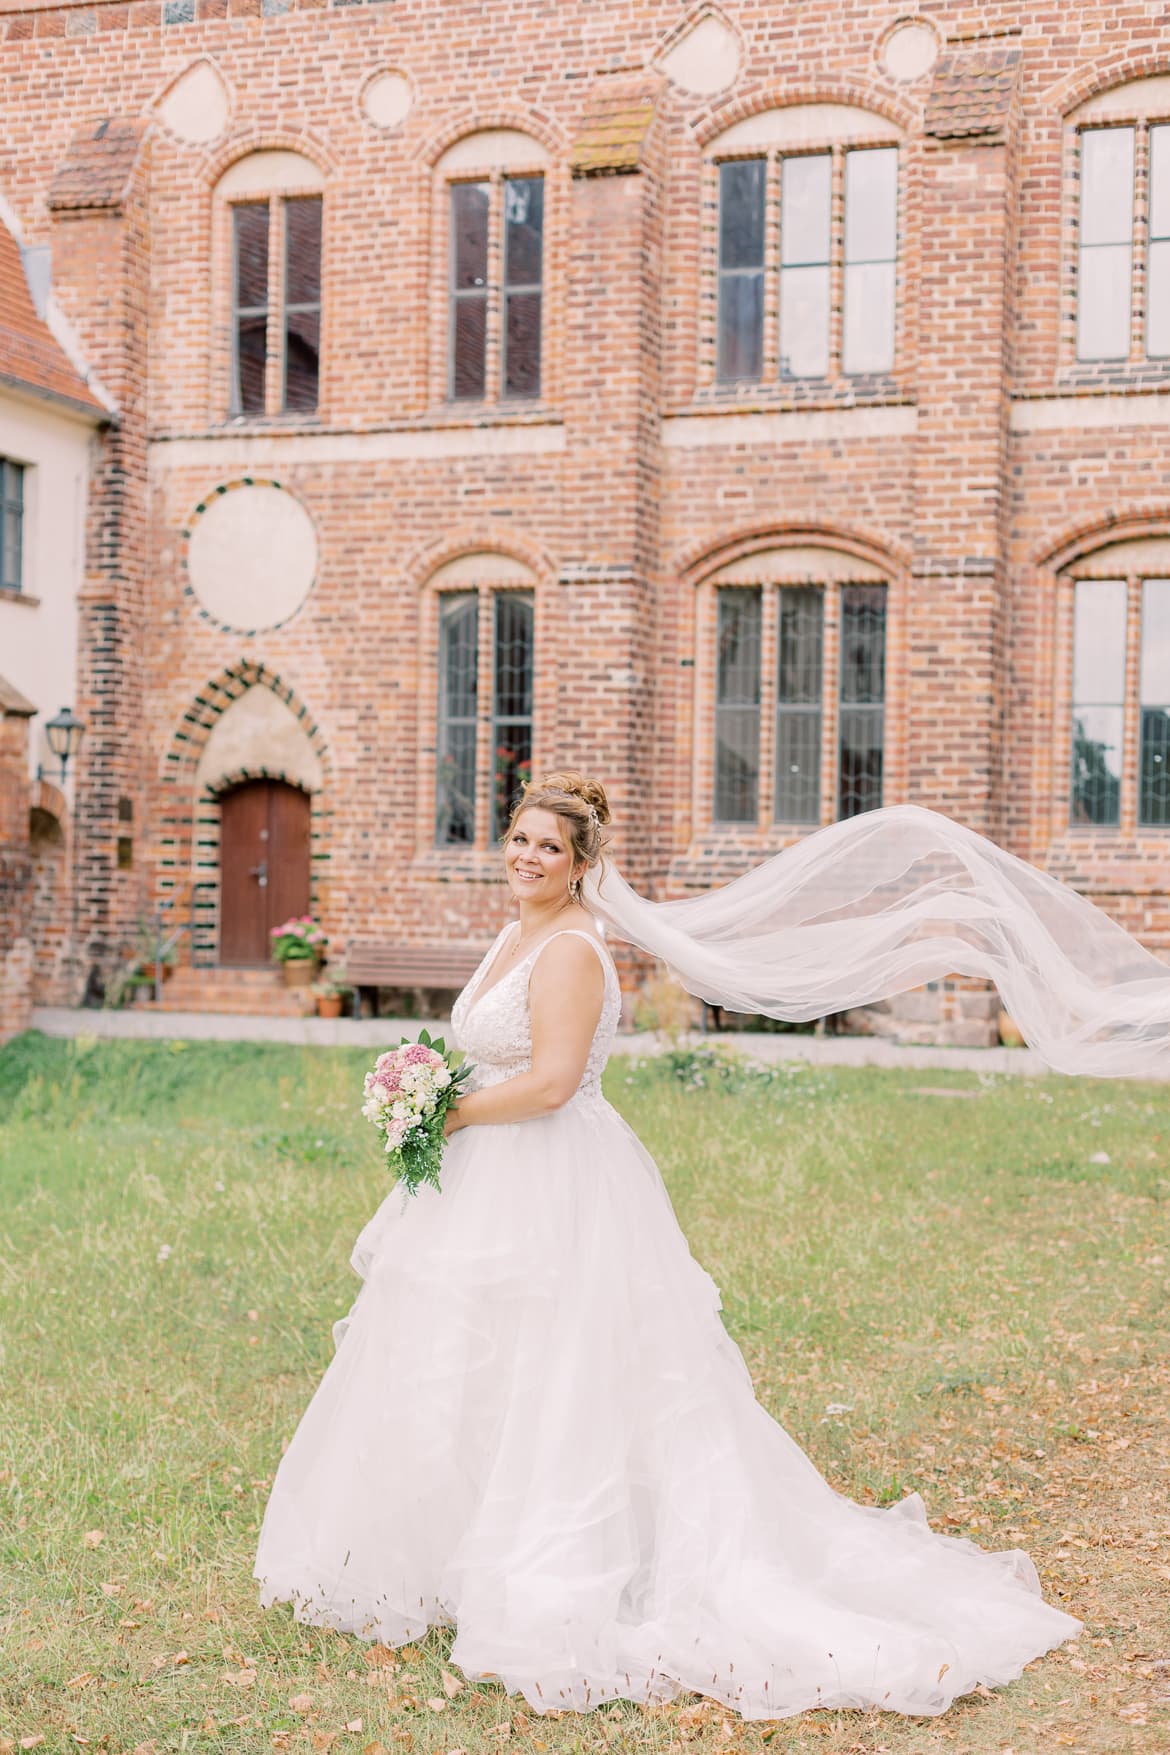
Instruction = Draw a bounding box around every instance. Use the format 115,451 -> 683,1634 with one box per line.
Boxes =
1,1030 -> 1169,1755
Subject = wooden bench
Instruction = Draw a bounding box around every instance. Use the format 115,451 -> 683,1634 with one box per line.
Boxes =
344,943 -> 489,1020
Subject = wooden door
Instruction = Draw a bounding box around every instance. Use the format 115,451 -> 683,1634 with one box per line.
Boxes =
219,781 -> 312,965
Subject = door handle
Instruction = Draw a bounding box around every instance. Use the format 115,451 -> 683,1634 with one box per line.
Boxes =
250,860 -> 268,888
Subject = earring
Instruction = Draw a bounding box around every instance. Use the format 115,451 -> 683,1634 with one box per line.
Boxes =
569,876 -> 581,902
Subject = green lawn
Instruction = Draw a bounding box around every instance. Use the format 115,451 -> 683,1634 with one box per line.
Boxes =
1,1032 -> 1168,1755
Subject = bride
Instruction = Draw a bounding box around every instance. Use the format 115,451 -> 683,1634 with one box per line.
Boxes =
254,768 -> 1138,1720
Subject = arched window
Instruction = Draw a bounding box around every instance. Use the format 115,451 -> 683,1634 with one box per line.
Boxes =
1068,76 -> 1170,364
700,547 -> 889,829
704,105 -> 903,389
433,131 -> 552,406
427,553 -> 538,848
212,150 -> 325,419
1063,536 -> 1170,828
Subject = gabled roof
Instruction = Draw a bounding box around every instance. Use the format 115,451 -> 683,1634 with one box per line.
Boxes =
0,212 -> 109,420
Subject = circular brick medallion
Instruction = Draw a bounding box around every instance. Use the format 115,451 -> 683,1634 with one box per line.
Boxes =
361,71 -> 414,132
183,480 -> 317,634
880,20 -> 940,83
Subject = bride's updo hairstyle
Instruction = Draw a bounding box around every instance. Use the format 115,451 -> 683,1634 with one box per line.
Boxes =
505,770 -> 612,873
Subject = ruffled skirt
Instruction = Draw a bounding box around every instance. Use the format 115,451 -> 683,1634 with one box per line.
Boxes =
254,1097 -> 1079,1719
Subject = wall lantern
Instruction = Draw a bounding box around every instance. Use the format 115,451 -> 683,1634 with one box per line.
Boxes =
44,705 -> 85,784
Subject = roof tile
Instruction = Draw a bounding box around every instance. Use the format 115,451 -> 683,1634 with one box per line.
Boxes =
925,46 -> 1022,143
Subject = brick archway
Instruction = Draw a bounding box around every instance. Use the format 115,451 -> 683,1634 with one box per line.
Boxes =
159,662 -> 332,966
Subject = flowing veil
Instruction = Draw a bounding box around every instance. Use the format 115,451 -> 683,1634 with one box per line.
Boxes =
581,804 -> 1170,1080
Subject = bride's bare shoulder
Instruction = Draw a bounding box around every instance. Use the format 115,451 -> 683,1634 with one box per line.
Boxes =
530,930 -> 608,991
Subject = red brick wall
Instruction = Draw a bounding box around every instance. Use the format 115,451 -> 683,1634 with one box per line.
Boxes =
1,2 -> 1166,1037
0,710 -> 33,1042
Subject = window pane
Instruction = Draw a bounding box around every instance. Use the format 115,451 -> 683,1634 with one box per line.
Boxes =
1080,128 -> 1135,247
779,264 -> 830,378
1077,243 -> 1133,360
285,197 -> 321,306
1151,126 -> 1170,239
1148,238 -> 1170,358
234,315 -> 267,417
492,591 -> 534,839
719,160 -> 766,270
775,587 -> 824,823
781,154 -> 830,265
844,148 -> 898,264
504,177 -> 543,287
843,260 -> 896,375
1073,579 -> 1126,705
0,462 -> 21,590
504,291 -> 542,398
451,183 -> 489,288
284,307 -> 320,412
233,203 -> 269,309
436,593 -> 478,846
1140,709 -> 1170,825
715,588 -> 761,822
1071,707 -> 1123,826
451,296 -> 487,399
838,586 -> 886,820
717,272 -> 764,381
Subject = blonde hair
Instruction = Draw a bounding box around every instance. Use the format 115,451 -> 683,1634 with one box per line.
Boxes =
504,770 -> 612,873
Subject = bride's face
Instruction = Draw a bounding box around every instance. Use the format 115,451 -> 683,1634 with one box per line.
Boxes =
505,808 -> 579,903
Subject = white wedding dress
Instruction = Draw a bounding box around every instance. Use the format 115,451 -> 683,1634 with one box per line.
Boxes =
254,920 -> 1080,1719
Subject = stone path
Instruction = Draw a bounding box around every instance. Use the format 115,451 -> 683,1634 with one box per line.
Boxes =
30,1005 -> 1053,1077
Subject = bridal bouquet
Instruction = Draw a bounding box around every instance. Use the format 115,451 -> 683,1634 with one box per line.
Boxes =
361,1029 -> 473,1196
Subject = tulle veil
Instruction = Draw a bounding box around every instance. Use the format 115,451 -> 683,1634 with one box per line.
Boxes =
581,804 -> 1170,1080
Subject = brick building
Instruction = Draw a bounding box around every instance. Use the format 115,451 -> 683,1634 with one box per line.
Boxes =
1,0 -> 1169,1040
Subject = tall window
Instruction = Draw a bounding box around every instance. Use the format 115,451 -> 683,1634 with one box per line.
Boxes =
0,460 -> 24,592
1140,579 -> 1170,825
231,194 -> 322,416
714,588 -> 762,821
715,145 -> 898,385
1070,580 -> 1126,824
838,586 -> 887,818
1075,120 -> 1170,363
710,577 -> 888,828
435,589 -> 534,846
449,177 -> 544,402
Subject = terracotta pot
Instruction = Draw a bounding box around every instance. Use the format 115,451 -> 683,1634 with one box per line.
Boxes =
316,994 -> 344,1018
281,957 -> 317,988
141,961 -> 174,983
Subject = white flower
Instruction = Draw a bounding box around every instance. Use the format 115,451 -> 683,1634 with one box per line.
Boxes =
157,1244 -> 173,1263
434,1067 -> 452,1090
391,1100 -> 408,1123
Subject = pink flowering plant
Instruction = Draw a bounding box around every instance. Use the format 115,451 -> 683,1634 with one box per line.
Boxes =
269,915 -> 327,963
361,1028 -> 474,1196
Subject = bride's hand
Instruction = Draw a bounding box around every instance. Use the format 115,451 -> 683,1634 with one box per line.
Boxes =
443,1106 -> 463,1138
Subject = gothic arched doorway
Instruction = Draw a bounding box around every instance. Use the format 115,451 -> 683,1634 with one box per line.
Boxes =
219,780 -> 311,965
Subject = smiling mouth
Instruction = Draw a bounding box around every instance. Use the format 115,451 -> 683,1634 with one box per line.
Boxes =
515,870 -> 543,881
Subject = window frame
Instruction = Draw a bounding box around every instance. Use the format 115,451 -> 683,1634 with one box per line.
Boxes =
1068,110 -> 1170,371
430,579 -> 538,853
701,573 -> 891,835
703,135 -> 903,395
0,458 -> 25,593
1060,561 -> 1170,833
439,164 -> 550,410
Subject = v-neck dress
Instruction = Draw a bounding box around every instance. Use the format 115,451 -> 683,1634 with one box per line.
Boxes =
254,919 -> 1078,1720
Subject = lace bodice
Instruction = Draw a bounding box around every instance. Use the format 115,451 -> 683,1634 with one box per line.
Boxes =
450,920 -> 622,1114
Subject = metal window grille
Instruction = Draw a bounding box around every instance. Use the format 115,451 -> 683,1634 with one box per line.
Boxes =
502,178 -> 543,399
435,592 -> 479,845
1076,128 -> 1135,362
716,159 -> 765,383
231,203 -> 270,416
283,196 -> 321,413
491,591 -> 535,839
1139,577 -> 1170,826
0,459 -> 24,591
779,155 -> 831,379
1070,578 -> 1126,826
843,147 -> 898,375
714,587 -> 762,822
837,585 -> 886,819
449,182 -> 490,400
774,587 -> 824,823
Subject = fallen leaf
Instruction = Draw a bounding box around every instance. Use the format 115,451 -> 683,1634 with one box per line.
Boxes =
441,1670 -> 463,1699
290,1694 -> 314,1714
20,1741 -> 45,1753
937,1661 -> 950,1681
364,1645 -> 397,1670
311,1737 -> 338,1753
66,1673 -> 97,1690
99,1581 -> 121,1598
82,1530 -> 104,1549
426,1698 -> 447,1712
130,1744 -> 159,1755
223,1669 -> 257,1689
345,1723 -> 363,1735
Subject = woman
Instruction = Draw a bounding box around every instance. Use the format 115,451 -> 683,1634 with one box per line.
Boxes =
255,769 -> 1142,1720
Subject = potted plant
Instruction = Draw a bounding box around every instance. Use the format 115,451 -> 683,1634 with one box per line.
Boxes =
134,917 -> 178,984
312,972 -> 350,1019
270,915 -> 328,987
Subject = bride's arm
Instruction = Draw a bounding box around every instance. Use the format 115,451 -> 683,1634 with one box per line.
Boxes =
444,936 -> 605,1130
